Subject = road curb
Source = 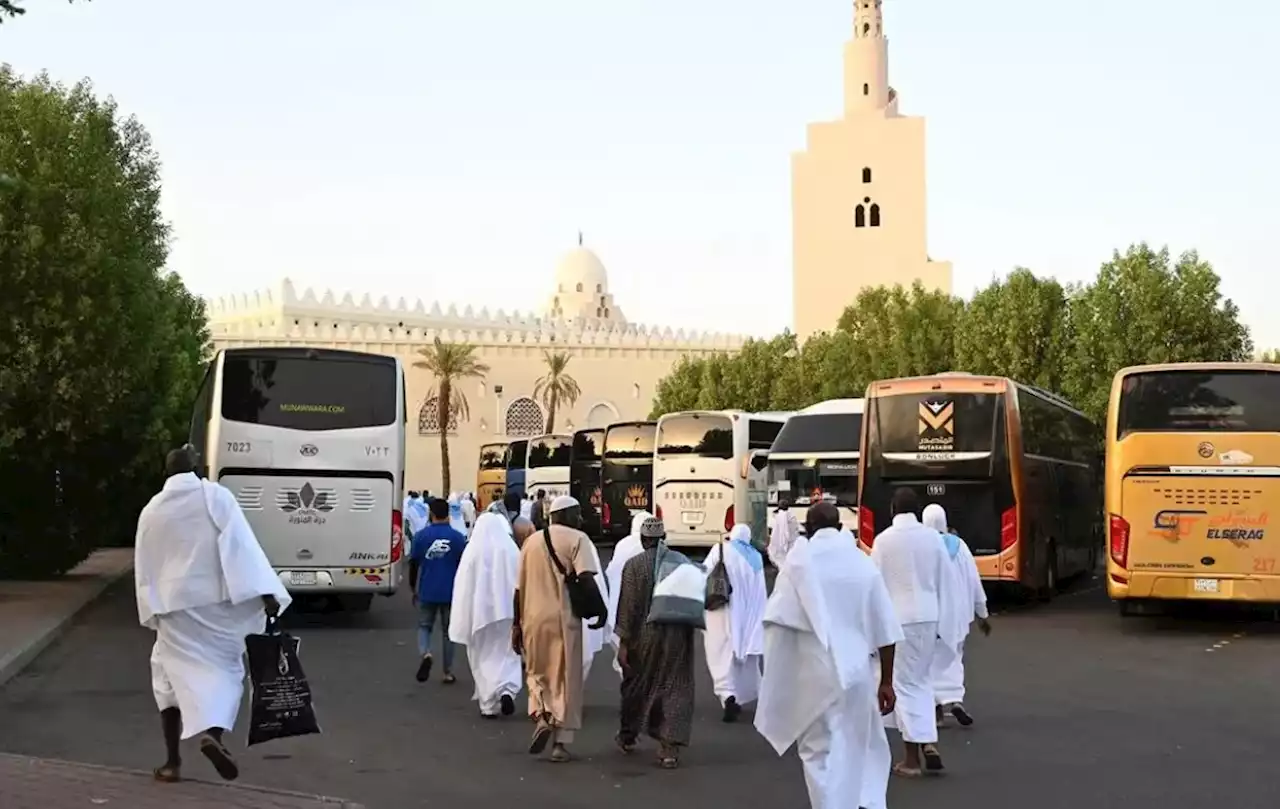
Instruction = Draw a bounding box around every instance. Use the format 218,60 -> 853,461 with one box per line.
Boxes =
0,558 -> 135,690
0,753 -> 366,807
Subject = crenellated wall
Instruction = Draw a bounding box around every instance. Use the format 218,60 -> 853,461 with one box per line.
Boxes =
206,277 -> 747,495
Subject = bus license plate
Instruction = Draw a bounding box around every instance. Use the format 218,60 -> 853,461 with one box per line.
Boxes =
1193,578 -> 1219,594
289,571 -> 318,587
682,511 -> 704,526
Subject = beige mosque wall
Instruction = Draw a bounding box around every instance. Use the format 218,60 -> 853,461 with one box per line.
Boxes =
792,0 -> 952,341
208,248 -> 746,496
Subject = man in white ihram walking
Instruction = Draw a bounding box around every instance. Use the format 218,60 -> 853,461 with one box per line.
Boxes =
870,487 -> 960,778
134,446 -> 291,784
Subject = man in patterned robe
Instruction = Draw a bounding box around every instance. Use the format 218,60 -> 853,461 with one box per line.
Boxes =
614,517 -> 697,769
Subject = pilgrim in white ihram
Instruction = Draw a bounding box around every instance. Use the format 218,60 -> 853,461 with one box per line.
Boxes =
922,503 -> 991,726
870,488 -> 961,777
702,524 -> 767,722
449,512 -> 523,718
134,449 -> 291,783
604,510 -> 652,677
768,505 -> 802,568
755,503 -> 903,809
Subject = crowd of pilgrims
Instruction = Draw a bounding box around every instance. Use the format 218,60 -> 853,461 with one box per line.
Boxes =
128,445 -> 990,809
402,486 -> 991,809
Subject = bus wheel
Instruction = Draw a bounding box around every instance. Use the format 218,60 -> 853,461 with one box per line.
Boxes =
1037,545 -> 1058,603
340,594 -> 374,613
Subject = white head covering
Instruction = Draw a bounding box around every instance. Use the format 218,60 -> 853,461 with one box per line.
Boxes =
729,524 -> 752,544
922,503 -> 947,533
447,512 -> 519,646
549,495 -> 579,514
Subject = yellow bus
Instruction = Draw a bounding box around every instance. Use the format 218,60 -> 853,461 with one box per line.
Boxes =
1106,362 -> 1280,613
859,373 -> 1102,599
475,442 -> 508,510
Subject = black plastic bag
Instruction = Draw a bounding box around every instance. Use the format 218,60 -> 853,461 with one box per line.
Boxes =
246,618 -> 321,746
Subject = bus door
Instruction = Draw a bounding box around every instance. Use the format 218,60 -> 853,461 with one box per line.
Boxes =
863,391 -> 1012,556
571,430 -> 604,540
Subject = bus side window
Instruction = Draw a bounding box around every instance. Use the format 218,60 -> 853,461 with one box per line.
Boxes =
189,362 -> 215,476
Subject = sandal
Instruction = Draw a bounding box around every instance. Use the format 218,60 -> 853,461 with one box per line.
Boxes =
659,756 -> 679,770
550,745 -> 571,763
442,673 -> 457,685
153,765 -> 181,783
528,720 -> 553,755
892,762 -> 923,778
615,733 -> 637,755
198,733 -> 239,781
922,744 -> 945,772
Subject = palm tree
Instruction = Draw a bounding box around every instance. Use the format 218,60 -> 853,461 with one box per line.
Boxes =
533,350 -> 582,434
414,338 -> 489,493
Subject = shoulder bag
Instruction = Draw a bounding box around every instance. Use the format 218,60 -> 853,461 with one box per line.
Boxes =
542,529 -> 608,626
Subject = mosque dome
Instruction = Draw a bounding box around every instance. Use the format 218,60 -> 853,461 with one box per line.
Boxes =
554,244 -> 609,295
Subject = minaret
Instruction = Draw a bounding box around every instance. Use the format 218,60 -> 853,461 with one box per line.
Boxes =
843,0 -> 890,116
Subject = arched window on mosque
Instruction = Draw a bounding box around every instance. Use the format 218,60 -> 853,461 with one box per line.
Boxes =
504,397 -> 545,437
870,204 -> 881,227
855,205 -> 866,228
862,167 -> 872,183
576,283 -> 583,292
596,284 -> 602,293
418,396 -> 460,436
863,82 -> 869,96
863,23 -> 870,36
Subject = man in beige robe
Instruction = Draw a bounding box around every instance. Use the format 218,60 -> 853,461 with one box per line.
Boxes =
512,495 -> 600,762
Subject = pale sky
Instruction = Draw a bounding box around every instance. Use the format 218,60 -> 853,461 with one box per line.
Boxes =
4,1 -> 1277,346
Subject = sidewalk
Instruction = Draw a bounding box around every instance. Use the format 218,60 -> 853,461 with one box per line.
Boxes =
0,548 -> 135,688
0,754 -> 365,808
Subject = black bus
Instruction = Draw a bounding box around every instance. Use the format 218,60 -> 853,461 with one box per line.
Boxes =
504,439 -> 529,500
601,421 -> 657,542
859,374 -> 1101,600
570,428 -> 605,540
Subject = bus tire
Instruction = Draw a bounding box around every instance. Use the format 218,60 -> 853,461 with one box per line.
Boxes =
1037,543 -> 1058,603
340,594 -> 374,613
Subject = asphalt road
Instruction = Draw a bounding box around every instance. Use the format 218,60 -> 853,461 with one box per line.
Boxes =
1,570 -> 1277,809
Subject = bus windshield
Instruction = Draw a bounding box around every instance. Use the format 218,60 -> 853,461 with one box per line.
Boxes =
221,352 -> 397,431
1117,370 -> 1280,437
572,431 -> 603,464
506,441 -> 528,470
772,413 -> 862,454
605,423 -> 656,460
771,460 -> 859,506
656,414 -> 734,459
478,445 -> 506,470
871,392 -> 999,478
528,437 -> 572,468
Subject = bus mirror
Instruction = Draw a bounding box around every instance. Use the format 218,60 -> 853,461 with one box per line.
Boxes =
750,453 -> 769,472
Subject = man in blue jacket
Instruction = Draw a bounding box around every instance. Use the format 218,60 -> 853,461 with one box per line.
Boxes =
409,497 -> 467,684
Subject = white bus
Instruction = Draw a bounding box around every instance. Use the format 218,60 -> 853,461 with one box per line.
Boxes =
654,410 -> 791,548
188,347 -> 407,612
767,398 -> 864,537
525,433 -> 573,507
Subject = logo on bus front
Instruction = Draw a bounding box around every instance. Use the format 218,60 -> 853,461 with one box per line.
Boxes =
918,400 -> 955,455
624,485 -> 649,509
280,482 -> 334,526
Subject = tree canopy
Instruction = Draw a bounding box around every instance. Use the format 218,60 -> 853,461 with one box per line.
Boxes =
649,244 -> 1253,427
0,68 -> 209,577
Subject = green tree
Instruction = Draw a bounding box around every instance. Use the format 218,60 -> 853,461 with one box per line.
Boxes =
533,350 -> 582,434
837,281 -> 964,382
1258,349 -> 1280,363
717,334 -> 798,413
1063,244 -> 1253,423
955,268 -> 1073,391
413,338 -> 489,494
0,68 -> 209,577
1,1 -> 82,22
648,355 -> 711,418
